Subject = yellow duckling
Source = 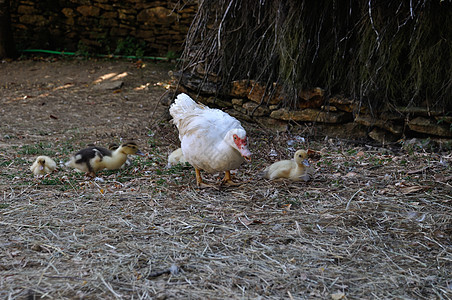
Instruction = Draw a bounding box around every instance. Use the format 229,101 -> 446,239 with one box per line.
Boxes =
263,150 -> 310,181
66,141 -> 144,177
167,148 -> 188,167
30,156 -> 57,176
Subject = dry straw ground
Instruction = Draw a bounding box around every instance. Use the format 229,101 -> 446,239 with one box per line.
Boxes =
0,58 -> 451,299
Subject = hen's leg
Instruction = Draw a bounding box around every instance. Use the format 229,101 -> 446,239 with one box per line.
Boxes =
195,168 -> 213,188
221,171 -> 242,186
195,168 -> 203,186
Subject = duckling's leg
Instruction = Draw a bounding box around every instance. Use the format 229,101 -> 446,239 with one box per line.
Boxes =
85,163 -> 96,179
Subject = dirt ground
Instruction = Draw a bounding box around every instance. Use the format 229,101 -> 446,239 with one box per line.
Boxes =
0,57 -> 451,299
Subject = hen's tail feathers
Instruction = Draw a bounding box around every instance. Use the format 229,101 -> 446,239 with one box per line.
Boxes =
169,93 -> 205,129
170,93 -> 197,116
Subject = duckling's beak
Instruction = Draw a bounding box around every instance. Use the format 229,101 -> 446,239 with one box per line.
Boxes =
39,165 -> 44,171
303,159 -> 310,167
135,149 -> 145,156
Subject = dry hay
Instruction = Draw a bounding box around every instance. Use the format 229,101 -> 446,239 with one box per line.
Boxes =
1,129 -> 451,299
0,60 -> 451,299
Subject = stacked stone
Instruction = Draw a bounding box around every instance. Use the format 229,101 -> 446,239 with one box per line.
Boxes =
166,75 -> 452,143
10,0 -> 197,56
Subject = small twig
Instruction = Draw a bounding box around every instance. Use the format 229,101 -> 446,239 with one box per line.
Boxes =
99,274 -> 122,299
346,188 -> 363,210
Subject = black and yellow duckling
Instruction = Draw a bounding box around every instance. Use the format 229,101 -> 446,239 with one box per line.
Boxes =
263,150 -> 310,181
30,155 -> 57,176
66,141 -> 144,177
108,143 -> 132,168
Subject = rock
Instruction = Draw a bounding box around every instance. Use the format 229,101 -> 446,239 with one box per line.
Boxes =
233,105 -> 247,115
229,80 -> 283,105
299,87 -> 324,100
204,97 -> 232,108
378,111 -> 404,121
179,72 -> 219,95
247,82 -> 283,105
76,6 -> 100,17
368,128 -> 399,144
242,102 -> 270,117
270,108 -> 352,123
136,30 -> 155,39
354,115 -> 403,135
231,98 -> 243,106
93,81 -> 123,90
408,117 -> 452,137
397,107 -> 444,116
255,117 -> 288,132
224,109 -> 254,123
61,8 -> 75,17
137,7 -> 176,24
18,5 -> 36,14
101,11 -> 118,19
297,87 -> 325,109
19,15 -> 47,26
230,80 -> 252,98
298,95 -> 324,109
321,105 -> 337,112
329,96 -> 368,113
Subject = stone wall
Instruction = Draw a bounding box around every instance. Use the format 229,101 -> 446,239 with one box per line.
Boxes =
10,0 -> 197,56
164,74 -> 452,144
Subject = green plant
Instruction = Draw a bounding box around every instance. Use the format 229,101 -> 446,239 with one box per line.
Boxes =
165,51 -> 179,60
75,41 -> 91,57
18,143 -> 55,156
114,37 -> 146,57
40,177 -> 61,185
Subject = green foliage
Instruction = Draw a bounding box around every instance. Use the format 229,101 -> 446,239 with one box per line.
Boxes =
114,37 -> 146,57
18,143 -> 55,156
75,40 -> 91,57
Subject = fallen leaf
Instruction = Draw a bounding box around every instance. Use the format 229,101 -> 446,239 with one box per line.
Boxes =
331,292 -> 346,300
238,217 -> 263,226
345,172 -> 357,178
407,166 -> 429,175
307,149 -> 321,159
400,185 -> 424,195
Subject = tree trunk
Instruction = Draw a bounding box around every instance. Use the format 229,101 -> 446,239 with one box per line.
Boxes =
0,0 -> 18,59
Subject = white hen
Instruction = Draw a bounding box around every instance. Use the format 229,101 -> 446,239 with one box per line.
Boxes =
169,93 -> 251,187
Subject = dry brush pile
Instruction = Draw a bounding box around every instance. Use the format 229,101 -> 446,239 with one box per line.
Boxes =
0,59 -> 451,299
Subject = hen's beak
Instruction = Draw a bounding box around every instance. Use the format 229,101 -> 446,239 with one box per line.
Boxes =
240,147 -> 252,162
136,149 -> 145,156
